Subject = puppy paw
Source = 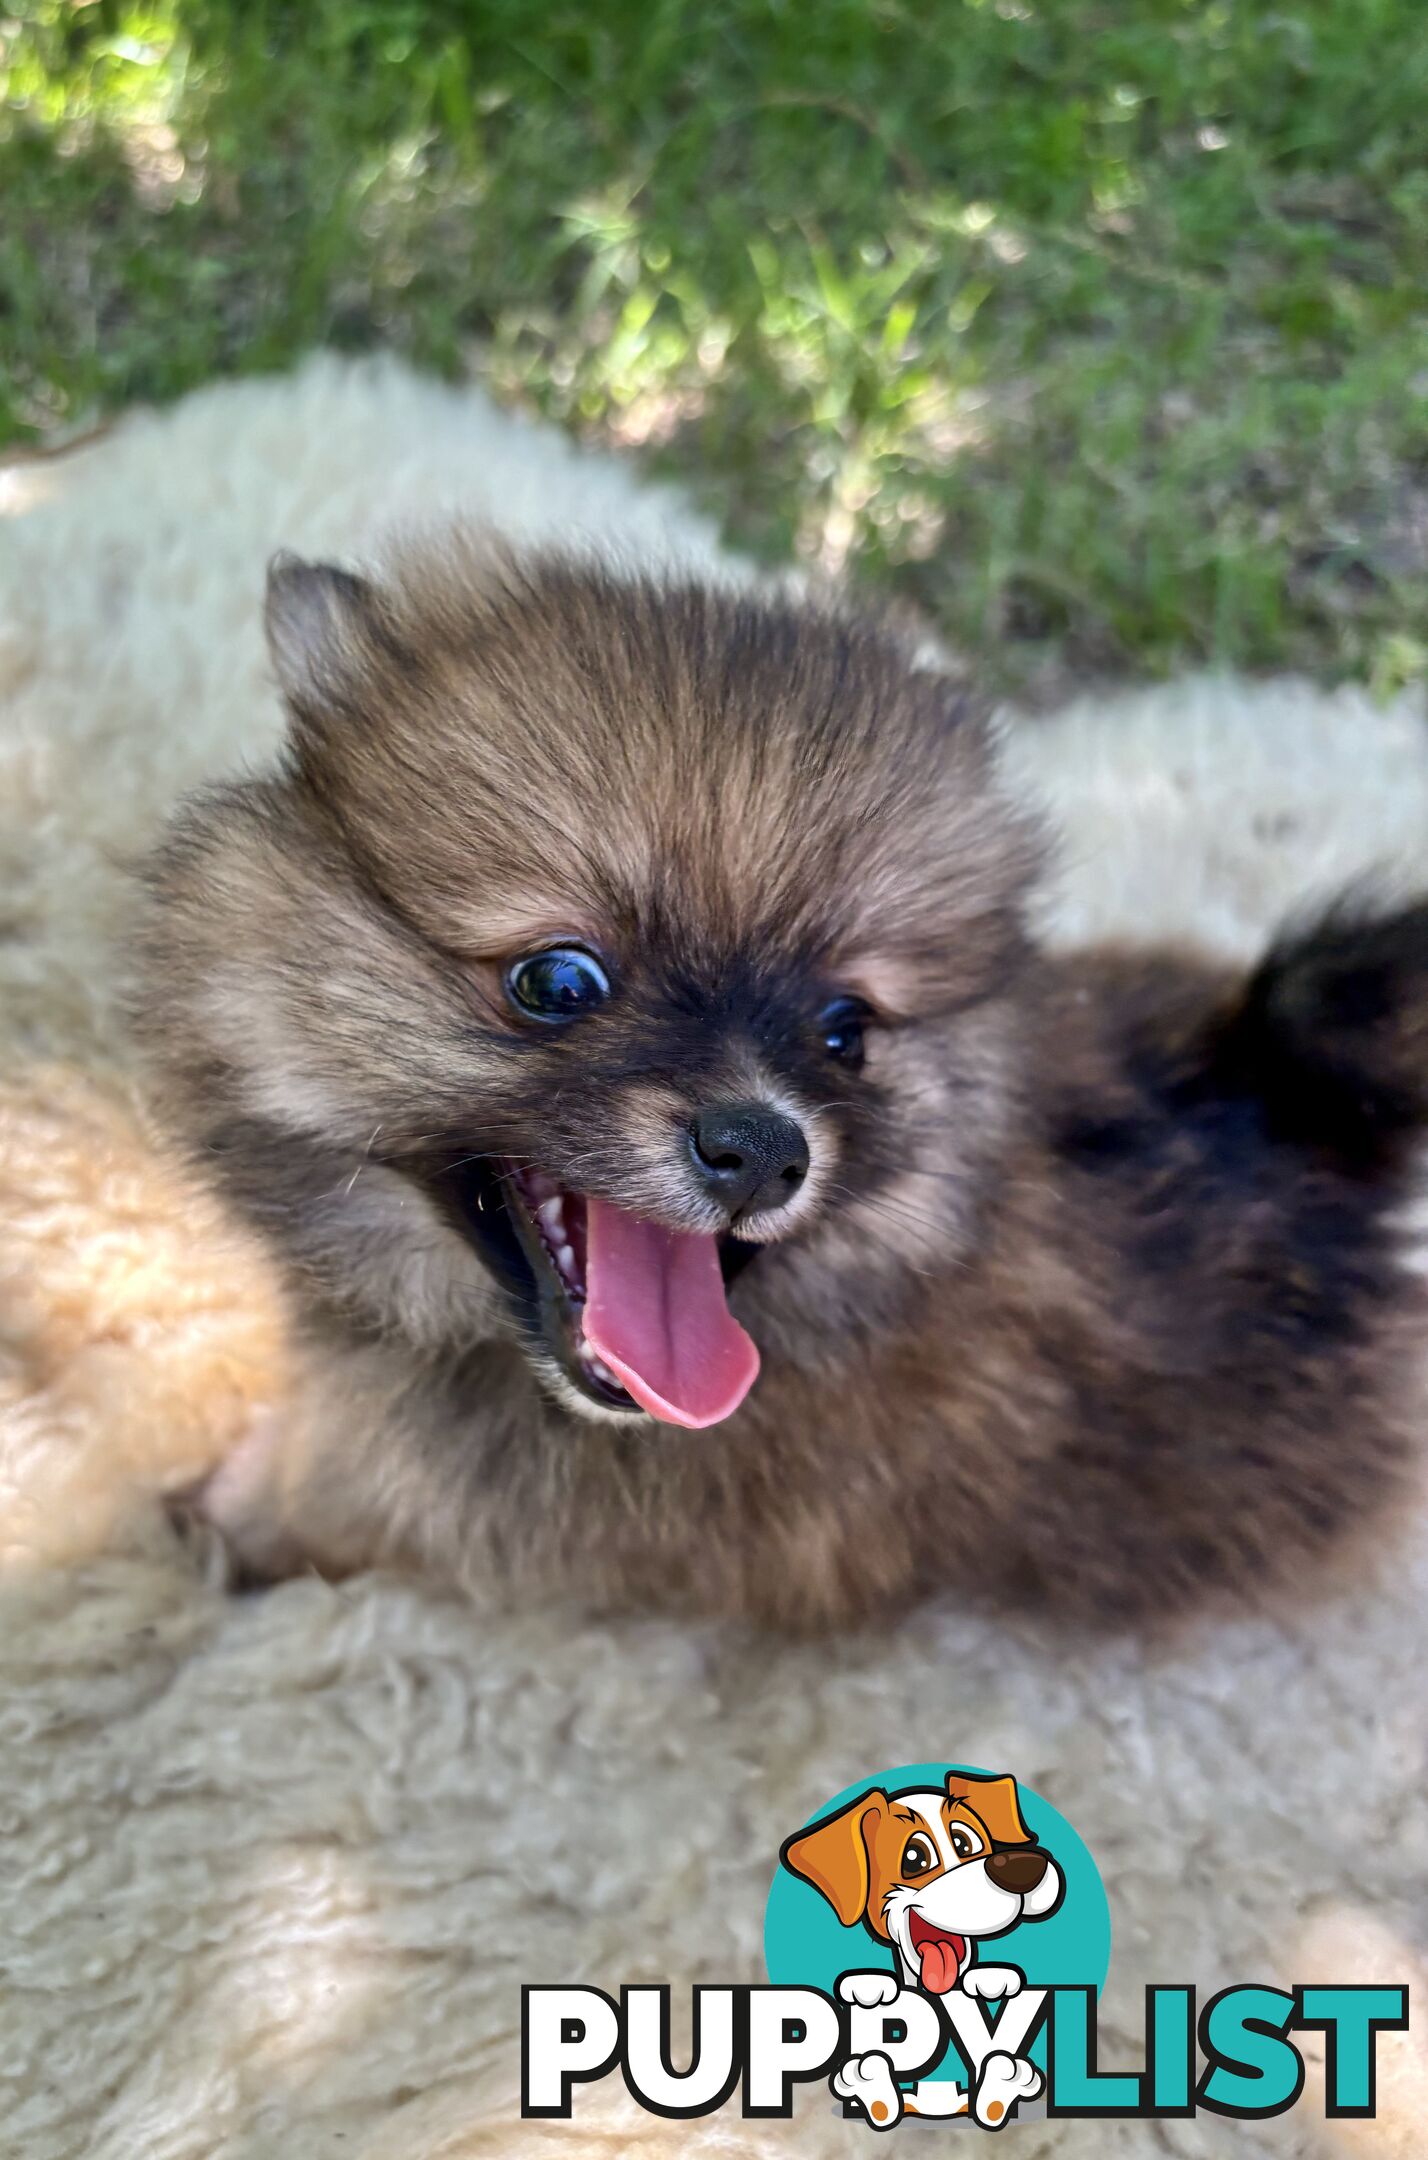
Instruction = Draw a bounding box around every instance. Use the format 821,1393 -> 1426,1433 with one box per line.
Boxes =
961,1964 -> 1023,2001
165,1409 -> 309,1586
832,2051 -> 903,2129
838,1970 -> 901,2010
973,2051 -> 1042,2129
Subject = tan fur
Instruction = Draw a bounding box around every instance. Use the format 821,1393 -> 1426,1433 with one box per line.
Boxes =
131,538 -> 1428,1631
0,1066 -> 288,1570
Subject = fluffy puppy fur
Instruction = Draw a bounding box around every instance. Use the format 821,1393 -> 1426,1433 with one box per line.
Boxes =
133,538 -> 1428,1629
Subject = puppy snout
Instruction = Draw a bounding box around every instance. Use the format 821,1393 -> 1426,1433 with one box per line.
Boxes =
986,1848 -> 1049,1895
688,1101 -> 810,1219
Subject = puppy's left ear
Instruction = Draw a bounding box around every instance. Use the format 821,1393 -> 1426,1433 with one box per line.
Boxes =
264,552 -> 386,716
781,1790 -> 889,1927
945,1770 -> 1033,1848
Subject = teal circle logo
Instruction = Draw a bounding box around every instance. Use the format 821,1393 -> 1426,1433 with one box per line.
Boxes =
765,1762 -> 1110,2087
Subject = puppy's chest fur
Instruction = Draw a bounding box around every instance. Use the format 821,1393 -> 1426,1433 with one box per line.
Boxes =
276,945 -> 1424,1632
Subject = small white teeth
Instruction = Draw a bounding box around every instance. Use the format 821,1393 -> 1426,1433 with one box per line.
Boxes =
514,1169 -> 620,1398
523,1182 -> 584,1299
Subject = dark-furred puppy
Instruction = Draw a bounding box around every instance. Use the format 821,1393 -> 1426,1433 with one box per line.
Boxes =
135,540 -> 1428,1628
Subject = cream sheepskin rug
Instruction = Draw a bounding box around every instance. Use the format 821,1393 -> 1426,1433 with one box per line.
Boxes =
1,357 -> 1426,2160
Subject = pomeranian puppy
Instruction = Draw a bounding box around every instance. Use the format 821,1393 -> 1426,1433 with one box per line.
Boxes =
134,539 -> 1428,1629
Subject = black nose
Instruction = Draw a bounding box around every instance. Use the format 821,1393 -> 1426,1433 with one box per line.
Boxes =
688,1101 -> 810,1219
986,1848 -> 1049,1896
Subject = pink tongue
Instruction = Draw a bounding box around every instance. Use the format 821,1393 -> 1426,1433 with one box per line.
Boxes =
583,1197 -> 760,1429
918,1938 -> 963,1995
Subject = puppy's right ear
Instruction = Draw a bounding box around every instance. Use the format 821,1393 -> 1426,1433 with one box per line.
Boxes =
780,1790 -> 889,1926
264,552 -> 384,716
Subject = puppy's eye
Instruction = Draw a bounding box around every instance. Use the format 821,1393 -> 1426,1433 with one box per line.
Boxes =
506,947 -> 611,1022
900,1834 -> 936,1879
820,996 -> 871,1067
948,1824 -> 985,1861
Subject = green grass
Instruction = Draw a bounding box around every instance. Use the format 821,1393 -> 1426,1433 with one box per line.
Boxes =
4,0 -> 1428,694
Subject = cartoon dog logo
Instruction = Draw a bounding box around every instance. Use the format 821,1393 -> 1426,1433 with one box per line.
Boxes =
780,1769 -> 1064,2129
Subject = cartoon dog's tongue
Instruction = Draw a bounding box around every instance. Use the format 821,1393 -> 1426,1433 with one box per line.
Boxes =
584,1197 -> 760,1428
917,1932 -> 966,1995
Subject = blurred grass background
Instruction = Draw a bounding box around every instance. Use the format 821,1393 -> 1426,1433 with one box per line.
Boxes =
3,0 -> 1427,695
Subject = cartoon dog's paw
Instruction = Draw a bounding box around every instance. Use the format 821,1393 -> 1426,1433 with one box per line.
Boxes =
838,1970 -> 901,2010
832,2051 -> 903,2129
973,2051 -> 1043,2129
961,1964 -> 1023,2001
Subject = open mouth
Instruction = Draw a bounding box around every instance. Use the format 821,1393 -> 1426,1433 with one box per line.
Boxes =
907,1912 -> 968,1995
434,1155 -> 762,1427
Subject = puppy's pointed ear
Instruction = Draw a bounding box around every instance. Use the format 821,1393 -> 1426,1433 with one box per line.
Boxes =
264,552 -> 384,714
780,1790 -> 888,1926
945,1770 -> 1032,1848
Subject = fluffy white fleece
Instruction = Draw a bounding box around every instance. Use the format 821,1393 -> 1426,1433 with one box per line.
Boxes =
1,356 -> 1425,2160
